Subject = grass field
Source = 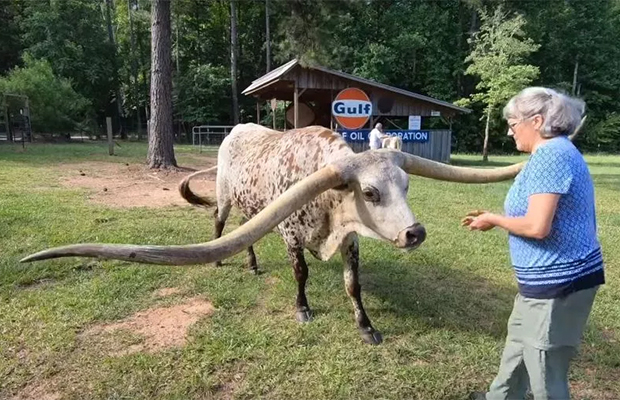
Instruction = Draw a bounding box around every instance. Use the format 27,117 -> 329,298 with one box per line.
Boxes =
0,142 -> 618,400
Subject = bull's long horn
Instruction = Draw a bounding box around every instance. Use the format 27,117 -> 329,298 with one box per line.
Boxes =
396,152 -> 524,183
21,166 -> 343,265
568,115 -> 587,141
395,115 -> 587,183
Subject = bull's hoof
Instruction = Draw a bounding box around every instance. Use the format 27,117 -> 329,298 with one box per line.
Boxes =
296,309 -> 313,323
214,261 -> 223,267
360,328 -> 383,345
250,267 -> 261,275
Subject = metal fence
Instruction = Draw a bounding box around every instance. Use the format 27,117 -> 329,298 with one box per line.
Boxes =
347,130 -> 452,163
191,126 -> 452,163
192,125 -> 235,152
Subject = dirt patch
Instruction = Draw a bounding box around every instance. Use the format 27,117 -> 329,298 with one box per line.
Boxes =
12,379 -> 60,400
82,296 -> 214,356
153,287 -> 184,298
58,160 -> 217,208
214,365 -> 248,400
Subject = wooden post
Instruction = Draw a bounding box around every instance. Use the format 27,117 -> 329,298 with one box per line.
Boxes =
107,117 -> 114,156
256,101 -> 260,124
294,84 -> 299,129
270,98 -> 277,130
4,105 -> 11,142
24,98 -> 31,142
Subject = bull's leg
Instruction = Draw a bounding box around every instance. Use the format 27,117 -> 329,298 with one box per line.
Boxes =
215,208 -> 259,272
247,245 -> 259,274
237,216 -> 259,274
287,245 -> 312,322
213,202 -> 231,267
341,233 -> 382,345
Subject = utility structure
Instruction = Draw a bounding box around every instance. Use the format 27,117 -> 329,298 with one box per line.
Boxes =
243,59 -> 471,162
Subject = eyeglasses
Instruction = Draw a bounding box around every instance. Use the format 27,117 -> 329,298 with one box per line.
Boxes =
508,120 -> 523,130
507,115 -> 538,136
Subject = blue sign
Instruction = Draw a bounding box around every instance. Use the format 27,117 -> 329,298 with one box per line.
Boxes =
338,129 -> 430,143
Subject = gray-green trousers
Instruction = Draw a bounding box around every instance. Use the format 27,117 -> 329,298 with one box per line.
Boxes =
486,287 -> 599,400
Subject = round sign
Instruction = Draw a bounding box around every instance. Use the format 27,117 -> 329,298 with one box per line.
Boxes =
331,88 -> 372,130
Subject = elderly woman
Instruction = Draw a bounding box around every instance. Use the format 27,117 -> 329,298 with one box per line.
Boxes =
464,87 -> 605,400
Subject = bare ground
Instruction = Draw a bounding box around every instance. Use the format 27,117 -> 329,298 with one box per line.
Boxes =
57,159 -> 217,208
12,288 -> 214,400
81,296 -> 215,356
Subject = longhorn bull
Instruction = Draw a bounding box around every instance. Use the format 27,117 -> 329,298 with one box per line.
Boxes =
23,123 -> 528,344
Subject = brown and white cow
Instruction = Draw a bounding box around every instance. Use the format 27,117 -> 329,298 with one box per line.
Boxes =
22,123 -> 526,344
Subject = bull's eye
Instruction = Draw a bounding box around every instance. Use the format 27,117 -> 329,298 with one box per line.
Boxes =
362,186 -> 380,203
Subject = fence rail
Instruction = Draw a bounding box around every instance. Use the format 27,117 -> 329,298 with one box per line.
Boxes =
192,125 -> 235,152
191,125 -> 452,163
347,130 -> 452,163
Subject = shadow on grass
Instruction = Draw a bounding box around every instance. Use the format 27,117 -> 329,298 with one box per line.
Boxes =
355,255 -> 516,339
450,158 -> 524,168
317,251 -> 620,366
592,174 -> 620,192
0,142 -> 217,167
587,161 -> 620,169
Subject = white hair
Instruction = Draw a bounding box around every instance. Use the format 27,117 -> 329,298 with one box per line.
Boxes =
503,87 -> 585,138
375,122 -> 383,129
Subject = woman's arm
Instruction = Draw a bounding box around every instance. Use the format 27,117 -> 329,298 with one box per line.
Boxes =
464,193 -> 560,239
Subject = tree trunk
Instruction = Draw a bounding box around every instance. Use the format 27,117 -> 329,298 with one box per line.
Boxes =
147,0 -> 177,169
572,57 -> 579,96
265,0 -> 271,73
105,0 -> 126,139
482,106 -> 491,162
230,0 -> 239,124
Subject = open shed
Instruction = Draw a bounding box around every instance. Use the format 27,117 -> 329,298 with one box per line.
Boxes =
242,59 -> 470,162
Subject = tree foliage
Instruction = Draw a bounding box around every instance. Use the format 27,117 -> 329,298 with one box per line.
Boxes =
458,7 -> 540,160
0,0 -> 619,152
0,56 -> 90,132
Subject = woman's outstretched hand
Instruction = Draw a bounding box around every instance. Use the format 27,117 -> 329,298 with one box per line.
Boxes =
461,210 -> 497,232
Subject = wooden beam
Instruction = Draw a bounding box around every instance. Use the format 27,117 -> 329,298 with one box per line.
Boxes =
294,84 -> 299,128
256,101 -> 260,124
272,99 -> 277,130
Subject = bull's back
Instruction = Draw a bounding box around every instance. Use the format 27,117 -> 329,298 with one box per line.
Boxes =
218,124 -> 352,218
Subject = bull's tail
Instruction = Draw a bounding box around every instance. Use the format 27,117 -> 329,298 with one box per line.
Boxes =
178,166 -> 218,207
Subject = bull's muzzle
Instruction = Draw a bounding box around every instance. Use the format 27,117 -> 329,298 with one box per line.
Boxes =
396,223 -> 426,249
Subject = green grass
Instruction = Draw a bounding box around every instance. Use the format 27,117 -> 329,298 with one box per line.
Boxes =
0,142 -> 619,400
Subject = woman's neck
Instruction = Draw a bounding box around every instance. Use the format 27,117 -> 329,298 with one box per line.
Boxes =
531,136 -> 552,153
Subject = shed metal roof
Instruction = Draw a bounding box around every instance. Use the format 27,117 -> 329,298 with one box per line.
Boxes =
242,59 -> 470,114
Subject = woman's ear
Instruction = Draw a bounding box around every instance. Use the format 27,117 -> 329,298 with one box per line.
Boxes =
532,114 -> 545,132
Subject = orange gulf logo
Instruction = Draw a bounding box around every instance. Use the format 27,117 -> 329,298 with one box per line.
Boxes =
332,88 -> 372,130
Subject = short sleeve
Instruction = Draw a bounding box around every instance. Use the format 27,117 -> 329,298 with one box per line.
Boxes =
525,146 -> 574,195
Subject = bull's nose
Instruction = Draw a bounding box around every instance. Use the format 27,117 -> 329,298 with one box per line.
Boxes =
397,223 -> 426,248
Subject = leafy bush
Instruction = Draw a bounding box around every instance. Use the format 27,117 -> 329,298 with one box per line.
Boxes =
0,55 -> 91,133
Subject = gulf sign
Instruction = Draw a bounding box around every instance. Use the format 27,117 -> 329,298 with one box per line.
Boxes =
332,88 -> 372,129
